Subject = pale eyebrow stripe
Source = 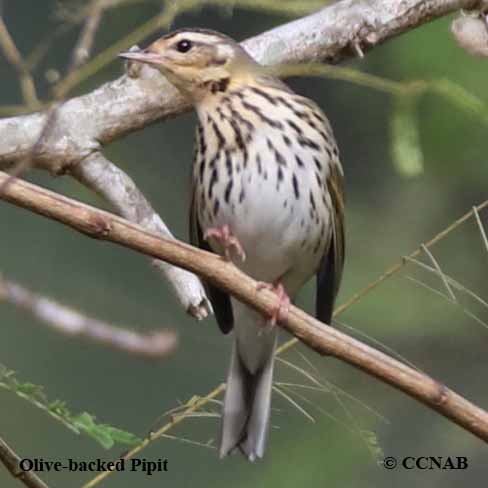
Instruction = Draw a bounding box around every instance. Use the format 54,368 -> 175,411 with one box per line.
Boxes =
163,30 -> 226,45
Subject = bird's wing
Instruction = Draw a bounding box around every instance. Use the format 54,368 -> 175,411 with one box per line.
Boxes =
316,161 -> 345,325
189,193 -> 234,334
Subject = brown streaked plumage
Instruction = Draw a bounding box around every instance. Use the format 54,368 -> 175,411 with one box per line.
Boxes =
120,28 -> 345,461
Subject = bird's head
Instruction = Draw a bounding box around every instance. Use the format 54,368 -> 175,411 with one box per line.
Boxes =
119,28 -> 257,102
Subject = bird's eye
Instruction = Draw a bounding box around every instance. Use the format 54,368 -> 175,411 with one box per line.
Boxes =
176,39 -> 193,53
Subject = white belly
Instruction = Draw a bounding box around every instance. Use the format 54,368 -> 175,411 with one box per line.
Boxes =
200,160 -> 329,289
194,107 -> 333,292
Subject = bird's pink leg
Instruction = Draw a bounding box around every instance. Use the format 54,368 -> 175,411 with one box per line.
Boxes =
256,282 -> 291,326
204,224 -> 246,262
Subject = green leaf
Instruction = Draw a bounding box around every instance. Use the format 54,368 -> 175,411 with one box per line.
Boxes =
390,95 -> 424,177
0,364 -> 141,449
103,426 -> 142,446
73,414 -> 116,449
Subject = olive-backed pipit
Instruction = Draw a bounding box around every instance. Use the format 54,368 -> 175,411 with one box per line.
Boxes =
120,28 -> 345,461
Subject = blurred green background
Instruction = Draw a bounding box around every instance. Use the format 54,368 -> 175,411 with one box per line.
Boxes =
1,1 -> 487,487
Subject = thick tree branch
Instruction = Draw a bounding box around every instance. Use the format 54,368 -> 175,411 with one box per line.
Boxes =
0,274 -> 177,358
0,0 -> 479,168
1,171 -> 487,443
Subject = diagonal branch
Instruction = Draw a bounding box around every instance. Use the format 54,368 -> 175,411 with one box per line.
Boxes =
0,434 -> 49,488
1,171 -> 488,445
84,200 -> 488,488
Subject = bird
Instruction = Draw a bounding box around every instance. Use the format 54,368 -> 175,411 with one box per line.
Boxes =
119,28 -> 345,461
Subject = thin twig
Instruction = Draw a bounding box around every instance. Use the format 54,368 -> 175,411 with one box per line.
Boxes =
157,433 -> 216,450
404,257 -> 488,311
273,200 -> 488,363
473,205 -> 488,253
91,384 -> 227,488
421,243 -> 457,302
334,320 -> 421,372
333,200 -> 488,319
272,385 -> 316,422
0,17 -> 39,108
0,435 -> 49,488
0,275 -> 177,358
51,0 -> 182,99
404,275 -> 488,331
66,0 -> 106,74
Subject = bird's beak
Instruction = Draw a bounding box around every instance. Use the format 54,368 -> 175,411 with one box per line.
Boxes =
118,50 -> 165,67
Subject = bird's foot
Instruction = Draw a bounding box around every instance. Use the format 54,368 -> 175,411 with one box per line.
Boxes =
256,282 -> 290,327
204,224 -> 246,262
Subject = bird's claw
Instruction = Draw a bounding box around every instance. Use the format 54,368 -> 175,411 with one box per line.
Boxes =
256,281 -> 290,327
204,224 -> 246,262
